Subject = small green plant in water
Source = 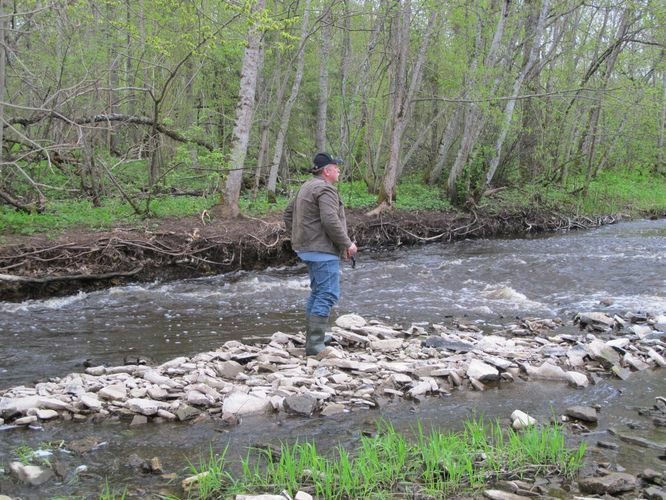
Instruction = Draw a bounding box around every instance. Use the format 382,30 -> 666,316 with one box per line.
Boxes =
187,418 -> 586,499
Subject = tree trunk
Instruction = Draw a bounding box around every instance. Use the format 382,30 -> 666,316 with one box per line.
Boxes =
315,6 -> 332,151
447,1 -> 510,204
427,102 -> 462,185
338,0 -> 352,164
267,0 -> 312,198
485,0 -> 550,189
582,8 -> 631,195
372,3 -> 436,213
218,0 -> 265,217
0,0 -> 6,164
656,63 -> 666,171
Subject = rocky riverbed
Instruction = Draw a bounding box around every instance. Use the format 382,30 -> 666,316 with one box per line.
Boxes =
1,310 -> 664,426
2,310 -> 665,497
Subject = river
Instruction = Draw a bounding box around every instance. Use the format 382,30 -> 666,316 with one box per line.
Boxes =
1,218 -> 664,497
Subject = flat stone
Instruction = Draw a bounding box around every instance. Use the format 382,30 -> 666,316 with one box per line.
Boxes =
644,486 -> 666,500
79,393 -> 103,411
369,339 -> 403,351
126,398 -> 169,416
9,462 -> 54,486
526,362 -> 568,381
586,340 -> 621,368
143,370 -> 178,387
130,415 -> 148,426
319,359 -> 378,372
612,365 -> 632,380
215,361 -> 244,379
624,353 -> 649,371
14,415 -> 38,425
648,349 -> 666,367
321,403 -> 346,416
175,404 -> 202,421
511,410 -> 536,430
283,394 -> 317,416
34,409 -> 59,420
98,384 -> 127,401
565,405 -> 598,423
578,472 -> 638,495
467,359 -> 499,382
576,312 -> 615,329
566,371 -> 589,388
335,314 -> 367,330
222,392 -> 271,416
483,490 -> 532,500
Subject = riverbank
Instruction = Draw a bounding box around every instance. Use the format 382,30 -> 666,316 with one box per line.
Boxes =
0,206 -> 633,302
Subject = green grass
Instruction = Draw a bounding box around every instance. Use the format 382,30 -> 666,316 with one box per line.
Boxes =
2,165 -> 663,237
490,167 -> 666,216
183,419 -> 586,499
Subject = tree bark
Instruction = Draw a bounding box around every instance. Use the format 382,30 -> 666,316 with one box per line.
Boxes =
267,0 -> 312,198
485,0 -> 550,188
371,3 -> 437,213
315,5 -> 332,151
218,0 -> 265,217
0,0 -> 6,164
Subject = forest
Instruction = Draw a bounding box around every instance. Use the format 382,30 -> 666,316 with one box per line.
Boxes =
0,0 -> 665,226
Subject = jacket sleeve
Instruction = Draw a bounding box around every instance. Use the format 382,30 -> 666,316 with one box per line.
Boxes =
283,198 -> 295,234
317,186 -> 353,250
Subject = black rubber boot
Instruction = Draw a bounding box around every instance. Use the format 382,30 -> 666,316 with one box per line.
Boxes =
306,315 -> 329,356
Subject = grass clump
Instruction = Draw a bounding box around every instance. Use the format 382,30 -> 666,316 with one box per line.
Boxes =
184,419 -> 586,499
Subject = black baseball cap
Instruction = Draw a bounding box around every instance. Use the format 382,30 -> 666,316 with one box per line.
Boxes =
312,152 -> 344,171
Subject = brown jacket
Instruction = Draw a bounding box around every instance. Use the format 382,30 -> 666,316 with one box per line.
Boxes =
283,176 -> 352,256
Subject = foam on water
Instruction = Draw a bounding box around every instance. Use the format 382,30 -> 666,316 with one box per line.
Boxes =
0,291 -> 88,313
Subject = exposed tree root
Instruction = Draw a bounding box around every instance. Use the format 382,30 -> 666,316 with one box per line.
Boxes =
0,208 -> 622,301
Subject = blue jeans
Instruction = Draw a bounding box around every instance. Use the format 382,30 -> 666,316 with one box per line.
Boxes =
304,259 -> 340,317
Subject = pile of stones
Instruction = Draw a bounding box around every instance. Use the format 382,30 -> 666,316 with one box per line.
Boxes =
1,311 -> 664,428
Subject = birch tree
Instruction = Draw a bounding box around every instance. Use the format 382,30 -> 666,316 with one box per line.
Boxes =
369,3 -> 437,214
266,0 -> 312,198
217,0 -> 266,218
484,0 -> 550,189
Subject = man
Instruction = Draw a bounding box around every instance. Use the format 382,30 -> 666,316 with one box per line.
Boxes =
284,152 -> 358,355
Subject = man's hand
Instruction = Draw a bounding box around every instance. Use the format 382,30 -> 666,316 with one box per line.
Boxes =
345,243 -> 358,260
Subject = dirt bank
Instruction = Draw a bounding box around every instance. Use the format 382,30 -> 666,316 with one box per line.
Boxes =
0,208 -> 621,301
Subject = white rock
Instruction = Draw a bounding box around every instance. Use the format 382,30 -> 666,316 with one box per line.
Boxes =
14,415 -> 38,425
647,349 -> 666,367
335,314 -> 367,330
9,462 -> 53,486
467,359 -> 499,382
630,325 -> 653,337
79,393 -> 103,411
295,492 -> 314,500
222,392 -> 271,415
526,362 -> 568,381
143,370 -> 178,388
98,384 -> 127,401
369,339 -> 403,351
566,371 -> 589,388
32,409 -> 59,420
126,398 -> 169,416
511,410 -> 536,429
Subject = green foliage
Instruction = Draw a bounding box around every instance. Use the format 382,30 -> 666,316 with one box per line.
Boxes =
186,419 -> 586,499
0,196 -> 216,235
99,480 -> 127,500
394,176 -> 452,210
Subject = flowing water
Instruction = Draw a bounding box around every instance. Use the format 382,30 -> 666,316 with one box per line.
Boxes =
1,219 -> 665,497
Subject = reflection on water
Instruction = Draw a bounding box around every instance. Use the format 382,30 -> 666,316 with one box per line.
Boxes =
0,219 -> 664,497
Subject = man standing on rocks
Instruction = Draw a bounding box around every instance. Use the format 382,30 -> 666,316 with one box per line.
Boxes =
284,152 -> 358,355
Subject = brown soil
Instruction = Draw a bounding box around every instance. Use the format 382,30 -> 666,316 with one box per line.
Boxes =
0,208 -> 620,301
